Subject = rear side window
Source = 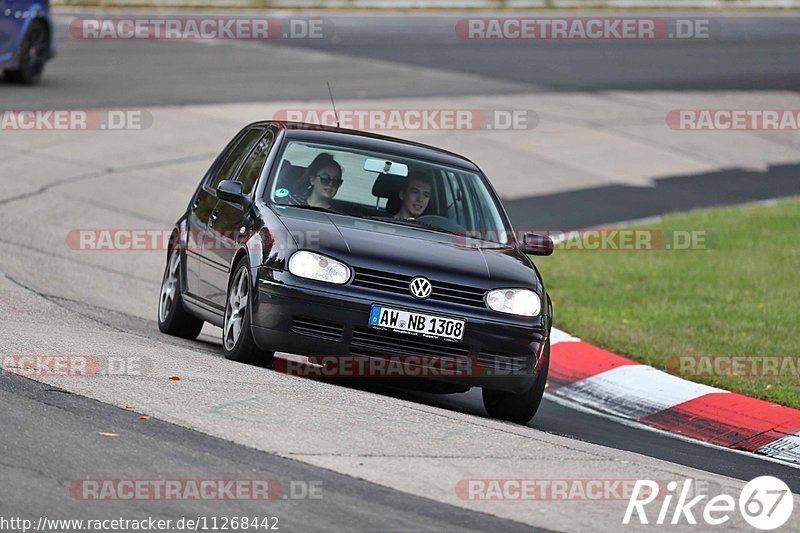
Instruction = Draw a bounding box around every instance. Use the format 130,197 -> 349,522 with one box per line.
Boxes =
210,128 -> 264,189
237,132 -> 275,194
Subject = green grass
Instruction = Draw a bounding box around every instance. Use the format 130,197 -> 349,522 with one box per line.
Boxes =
534,197 -> 800,408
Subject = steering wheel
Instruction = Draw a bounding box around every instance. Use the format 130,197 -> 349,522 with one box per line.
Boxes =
416,215 -> 466,234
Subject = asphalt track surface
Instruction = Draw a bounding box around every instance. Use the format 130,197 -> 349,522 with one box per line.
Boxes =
0,375 -> 542,532
265,14 -> 800,92
2,10 -> 800,531
3,14 -> 800,109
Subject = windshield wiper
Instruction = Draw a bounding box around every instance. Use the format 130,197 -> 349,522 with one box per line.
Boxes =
364,216 -> 459,236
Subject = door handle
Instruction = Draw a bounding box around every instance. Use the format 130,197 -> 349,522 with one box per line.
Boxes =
209,211 -> 219,223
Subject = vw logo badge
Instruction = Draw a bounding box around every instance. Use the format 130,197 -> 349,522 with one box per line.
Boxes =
409,277 -> 432,299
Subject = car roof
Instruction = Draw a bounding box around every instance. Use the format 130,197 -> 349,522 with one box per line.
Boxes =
250,121 -> 482,172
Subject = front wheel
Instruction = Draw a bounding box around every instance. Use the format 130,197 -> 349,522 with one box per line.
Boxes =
222,258 -> 275,366
482,339 -> 550,424
4,21 -> 49,85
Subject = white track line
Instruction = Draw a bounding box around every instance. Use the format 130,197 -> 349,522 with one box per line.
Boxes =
544,392 -> 800,473
553,364 -> 726,420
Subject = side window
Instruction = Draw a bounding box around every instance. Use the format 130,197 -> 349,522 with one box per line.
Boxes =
210,128 -> 264,189
237,132 -> 275,194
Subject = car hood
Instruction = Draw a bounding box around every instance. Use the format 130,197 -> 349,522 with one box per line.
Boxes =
272,206 -> 542,291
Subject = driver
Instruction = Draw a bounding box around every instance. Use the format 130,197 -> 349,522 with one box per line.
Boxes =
393,172 -> 432,220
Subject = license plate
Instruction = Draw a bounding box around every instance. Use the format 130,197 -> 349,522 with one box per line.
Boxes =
368,305 -> 465,341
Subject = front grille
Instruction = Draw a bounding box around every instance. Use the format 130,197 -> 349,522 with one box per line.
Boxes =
350,327 -> 471,359
352,268 -> 486,307
291,318 -> 344,342
351,269 -> 408,295
432,280 -> 487,308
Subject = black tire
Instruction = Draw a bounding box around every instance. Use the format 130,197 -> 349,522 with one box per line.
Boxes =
482,339 -> 550,424
222,258 -> 275,366
158,247 -> 204,340
4,21 -> 49,85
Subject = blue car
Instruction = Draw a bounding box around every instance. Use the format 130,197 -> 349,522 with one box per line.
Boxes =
0,0 -> 55,84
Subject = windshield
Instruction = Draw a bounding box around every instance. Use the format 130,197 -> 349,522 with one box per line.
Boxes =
268,140 -> 512,244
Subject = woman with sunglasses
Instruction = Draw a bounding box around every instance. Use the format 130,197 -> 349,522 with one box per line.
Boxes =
297,152 -> 343,210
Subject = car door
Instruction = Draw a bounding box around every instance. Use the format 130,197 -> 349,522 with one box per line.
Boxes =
197,126 -> 268,309
202,128 -> 276,310
184,129 -> 252,300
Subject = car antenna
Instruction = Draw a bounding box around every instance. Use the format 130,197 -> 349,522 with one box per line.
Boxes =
326,81 -> 340,128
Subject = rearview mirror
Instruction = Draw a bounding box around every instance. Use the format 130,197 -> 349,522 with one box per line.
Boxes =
216,180 -> 247,205
364,158 -> 408,176
520,232 -> 554,256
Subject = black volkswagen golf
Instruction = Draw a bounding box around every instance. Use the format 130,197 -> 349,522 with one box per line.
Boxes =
158,121 -> 553,423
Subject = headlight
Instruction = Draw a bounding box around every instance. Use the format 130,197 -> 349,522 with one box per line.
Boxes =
486,289 -> 541,317
288,251 -> 351,285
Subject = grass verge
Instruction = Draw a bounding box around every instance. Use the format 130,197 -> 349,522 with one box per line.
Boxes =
535,197 -> 800,408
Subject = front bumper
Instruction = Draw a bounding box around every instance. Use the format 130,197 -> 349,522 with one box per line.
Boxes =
251,268 -> 549,394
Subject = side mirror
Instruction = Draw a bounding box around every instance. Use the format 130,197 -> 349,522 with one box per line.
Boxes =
520,232 -> 554,256
216,180 -> 247,205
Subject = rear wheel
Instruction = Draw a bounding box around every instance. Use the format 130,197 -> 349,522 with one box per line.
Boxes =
222,258 -> 275,366
158,248 -> 204,339
4,21 -> 49,85
482,339 -> 550,424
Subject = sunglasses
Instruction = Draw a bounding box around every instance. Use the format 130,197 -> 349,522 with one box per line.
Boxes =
316,174 -> 343,187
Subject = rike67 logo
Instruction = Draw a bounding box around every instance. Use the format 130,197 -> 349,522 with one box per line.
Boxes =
624,476 -> 794,530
